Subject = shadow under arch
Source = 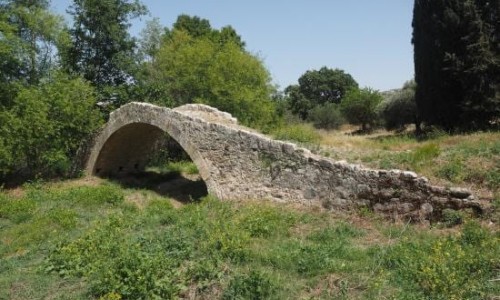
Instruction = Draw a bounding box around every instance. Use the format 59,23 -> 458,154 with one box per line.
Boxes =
85,107 -> 219,199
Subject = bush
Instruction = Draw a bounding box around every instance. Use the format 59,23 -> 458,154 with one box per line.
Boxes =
0,73 -> 102,182
441,209 -> 465,227
378,84 -> 417,131
340,88 -> 383,131
308,102 -> 345,129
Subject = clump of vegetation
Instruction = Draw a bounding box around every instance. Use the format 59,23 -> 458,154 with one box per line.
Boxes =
378,80 -> 417,131
0,74 -> 102,181
340,88 -> 383,132
386,222 -> 500,299
441,209 -> 465,227
222,270 -> 279,300
271,123 -> 321,145
154,160 -> 199,175
308,102 -> 345,130
285,67 -> 358,120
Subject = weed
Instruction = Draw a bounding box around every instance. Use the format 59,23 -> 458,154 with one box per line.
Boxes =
46,216 -> 184,299
390,143 -> 441,171
223,270 -> 279,300
441,209 -> 465,227
236,204 -> 299,238
385,221 -> 500,299
437,156 -> 466,182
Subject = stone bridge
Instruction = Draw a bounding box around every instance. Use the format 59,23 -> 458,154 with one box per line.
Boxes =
82,102 -> 482,221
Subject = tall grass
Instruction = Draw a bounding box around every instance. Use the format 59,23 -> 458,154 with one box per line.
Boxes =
271,123 -> 321,145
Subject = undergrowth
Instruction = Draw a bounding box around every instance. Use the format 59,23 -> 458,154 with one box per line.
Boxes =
271,123 -> 321,145
1,180 -> 498,299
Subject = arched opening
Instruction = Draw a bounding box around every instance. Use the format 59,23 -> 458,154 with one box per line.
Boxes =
93,123 -> 208,202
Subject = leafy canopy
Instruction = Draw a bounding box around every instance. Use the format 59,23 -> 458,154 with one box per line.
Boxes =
286,67 -> 358,119
340,87 -> 383,131
140,18 -> 277,130
63,0 -> 147,88
0,73 -> 102,180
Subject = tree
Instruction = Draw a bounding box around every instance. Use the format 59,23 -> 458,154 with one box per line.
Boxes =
63,0 -> 147,89
172,14 -> 212,38
341,88 -> 383,131
169,14 -> 245,49
138,17 -> 163,62
142,29 -> 277,129
284,84 -> 311,120
413,0 -> 499,131
379,80 -> 418,131
0,0 -> 64,106
285,67 -> 358,119
0,73 -> 102,181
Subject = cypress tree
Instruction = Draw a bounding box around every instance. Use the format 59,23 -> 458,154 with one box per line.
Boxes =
412,0 -> 499,131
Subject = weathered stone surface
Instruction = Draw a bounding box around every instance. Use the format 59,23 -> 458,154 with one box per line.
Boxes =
449,187 -> 472,199
81,102 -> 482,222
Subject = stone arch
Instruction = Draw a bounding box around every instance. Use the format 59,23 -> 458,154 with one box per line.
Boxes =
85,103 -> 219,197
83,102 -> 480,222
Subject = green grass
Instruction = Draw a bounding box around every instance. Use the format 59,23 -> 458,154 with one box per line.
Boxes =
147,160 -> 199,175
1,180 -> 498,299
343,131 -> 500,191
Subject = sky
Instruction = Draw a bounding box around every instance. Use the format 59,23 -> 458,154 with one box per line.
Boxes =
51,0 -> 415,91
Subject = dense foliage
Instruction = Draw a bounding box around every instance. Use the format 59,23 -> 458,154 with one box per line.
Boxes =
0,74 -> 102,181
0,2 -> 280,183
378,80 -> 418,131
138,16 -> 278,129
308,102 -> 345,130
285,67 -> 358,120
413,0 -> 499,131
63,0 -> 147,86
0,0 -> 103,183
340,88 -> 383,131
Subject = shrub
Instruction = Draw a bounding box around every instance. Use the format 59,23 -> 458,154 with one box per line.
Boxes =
0,73 -> 102,182
378,83 -> 417,131
441,209 -> 464,227
308,102 -> 345,129
340,88 -> 383,131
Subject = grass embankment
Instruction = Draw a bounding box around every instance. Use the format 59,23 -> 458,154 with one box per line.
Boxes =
1,174 -> 499,299
273,126 -> 499,198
